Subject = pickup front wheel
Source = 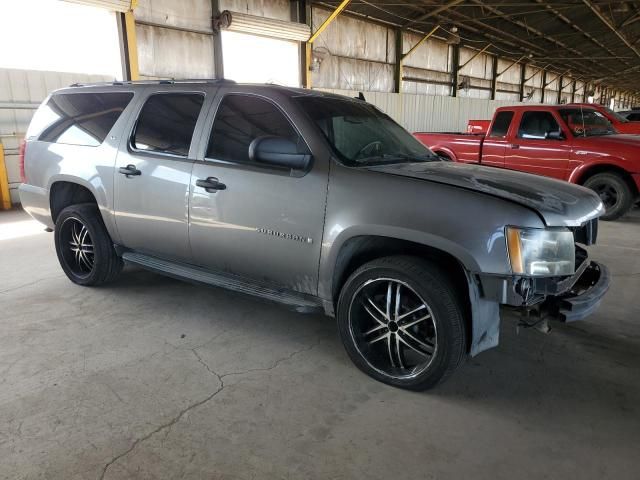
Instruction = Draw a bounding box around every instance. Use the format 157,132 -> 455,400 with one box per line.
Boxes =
583,172 -> 634,221
54,203 -> 123,286
337,256 -> 467,390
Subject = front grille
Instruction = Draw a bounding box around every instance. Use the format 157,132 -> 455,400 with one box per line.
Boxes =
572,218 -> 598,246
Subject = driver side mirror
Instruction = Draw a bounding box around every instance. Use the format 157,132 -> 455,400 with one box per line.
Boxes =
249,136 -> 312,171
545,130 -> 565,140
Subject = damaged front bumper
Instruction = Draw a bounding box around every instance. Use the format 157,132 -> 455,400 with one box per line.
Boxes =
542,261 -> 610,322
467,247 -> 610,356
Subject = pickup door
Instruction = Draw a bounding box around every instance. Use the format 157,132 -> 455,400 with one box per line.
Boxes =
188,91 -> 328,295
503,109 -> 571,180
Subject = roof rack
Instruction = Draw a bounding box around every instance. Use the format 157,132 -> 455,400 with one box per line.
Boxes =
69,78 -> 236,87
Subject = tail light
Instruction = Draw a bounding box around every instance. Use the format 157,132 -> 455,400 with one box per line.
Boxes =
18,139 -> 26,183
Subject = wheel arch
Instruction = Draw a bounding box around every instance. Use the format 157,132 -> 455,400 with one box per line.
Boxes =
49,181 -> 98,223
329,235 -> 474,353
570,162 -> 638,196
48,178 -> 120,243
431,146 -> 456,161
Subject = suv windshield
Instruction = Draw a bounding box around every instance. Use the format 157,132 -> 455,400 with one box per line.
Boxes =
559,108 -> 617,137
294,96 -> 438,166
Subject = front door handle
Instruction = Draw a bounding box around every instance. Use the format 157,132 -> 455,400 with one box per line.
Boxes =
118,164 -> 141,176
509,144 -> 520,149
196,177 -> 226,192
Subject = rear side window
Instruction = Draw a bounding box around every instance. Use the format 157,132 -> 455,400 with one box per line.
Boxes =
132,93 -> 204,157
207,94 -> 300,164
30,92 -> 133,146
517,111 -> 560,139
488,111 -> 513,137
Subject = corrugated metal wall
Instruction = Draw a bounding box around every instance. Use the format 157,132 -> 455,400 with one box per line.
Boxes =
318,88 -> 521,133
0,68 -> 113,204
135,0 -> 215,79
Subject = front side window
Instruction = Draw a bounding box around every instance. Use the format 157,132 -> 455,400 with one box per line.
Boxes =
488,111 -> 514,138
132,93 -> 204,156
627,112 -> 640,121
207,94 -> 302,164
558,108 -> 615,137
517,111 -> 561,140
31,92 -> 133,146
294,96 -> 437,166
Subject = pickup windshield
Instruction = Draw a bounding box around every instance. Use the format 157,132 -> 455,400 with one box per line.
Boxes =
559,108 -> 617,137
602,106 -> 628,123
294,96 -> 438,166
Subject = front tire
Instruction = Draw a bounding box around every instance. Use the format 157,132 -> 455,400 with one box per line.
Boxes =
54,203 -> 123,286
583,172 -> 634,221
336,256 -> 467,391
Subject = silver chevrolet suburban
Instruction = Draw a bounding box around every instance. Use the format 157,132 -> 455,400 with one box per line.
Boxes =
19,80 -> 610,390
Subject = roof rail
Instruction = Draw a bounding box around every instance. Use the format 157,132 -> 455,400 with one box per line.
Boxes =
69,78 -> 236,87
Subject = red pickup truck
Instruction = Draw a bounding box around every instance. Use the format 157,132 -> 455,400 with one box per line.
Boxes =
415,105 -> 640,220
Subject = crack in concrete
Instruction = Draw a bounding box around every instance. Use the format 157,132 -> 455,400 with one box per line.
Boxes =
98,339 -> 318,480
0,275 -> 63,295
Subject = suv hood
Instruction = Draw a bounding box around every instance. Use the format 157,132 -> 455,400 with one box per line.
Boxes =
367,161 -> 604,227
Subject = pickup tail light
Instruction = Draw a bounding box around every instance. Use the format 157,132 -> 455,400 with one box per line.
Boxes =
18,139 -> 26,183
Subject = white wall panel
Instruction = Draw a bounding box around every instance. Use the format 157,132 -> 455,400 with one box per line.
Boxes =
310,6 -> 394,92
136,24 -> 214,79
136,0 -> 213,32
402,33 -> 449,72
317,88 -> 523,133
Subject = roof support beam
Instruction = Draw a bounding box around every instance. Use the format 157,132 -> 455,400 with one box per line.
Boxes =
396,25 -> 439,94
403,0 -> 463,29
582,0 -> 640,60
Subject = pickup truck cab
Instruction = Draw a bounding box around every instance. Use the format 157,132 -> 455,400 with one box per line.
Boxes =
415,104 -> 640,220
19,82 -> 609,390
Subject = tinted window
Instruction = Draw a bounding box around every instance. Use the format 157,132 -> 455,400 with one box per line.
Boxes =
488,111 -> 513,137
31,92 -> 133,146
132,93 -> 204,156
517,111 -> 561,139
627,113 -> 640,121
207,95 -> 301,164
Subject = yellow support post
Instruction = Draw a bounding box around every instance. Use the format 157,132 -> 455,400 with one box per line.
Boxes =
304,0 -> 352,89
0,143 -> 11,210
124,9 -> 139,81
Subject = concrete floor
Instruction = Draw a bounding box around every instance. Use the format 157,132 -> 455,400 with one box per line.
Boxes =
1,208 -> 639,480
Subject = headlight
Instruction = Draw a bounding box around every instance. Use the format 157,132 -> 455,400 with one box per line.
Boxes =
506,227 -> 575,276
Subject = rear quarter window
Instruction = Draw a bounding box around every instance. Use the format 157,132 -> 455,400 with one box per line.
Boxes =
28,92 -> 134,146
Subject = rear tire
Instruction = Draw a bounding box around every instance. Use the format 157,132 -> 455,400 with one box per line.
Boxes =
54,203 -> 123,286
583,172 -> 634,221
336,256 -> 467,391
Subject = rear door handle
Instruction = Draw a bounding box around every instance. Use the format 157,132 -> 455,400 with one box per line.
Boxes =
196,177 -> 226,192
118,164 -> 141,176
509,144 -> 520,149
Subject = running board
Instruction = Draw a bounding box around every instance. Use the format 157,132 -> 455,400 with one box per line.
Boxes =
121,251 -> 323,313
